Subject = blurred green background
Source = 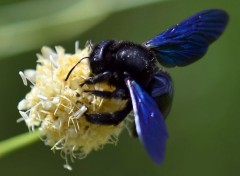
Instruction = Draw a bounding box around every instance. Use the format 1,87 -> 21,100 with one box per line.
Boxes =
0,0 -> 239,175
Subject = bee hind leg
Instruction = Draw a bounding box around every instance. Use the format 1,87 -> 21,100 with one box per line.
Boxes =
85,101 -> 131,125
84,88 -> 129,99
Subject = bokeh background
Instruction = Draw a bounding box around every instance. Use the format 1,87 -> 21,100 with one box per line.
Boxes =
0,0 -> 239,176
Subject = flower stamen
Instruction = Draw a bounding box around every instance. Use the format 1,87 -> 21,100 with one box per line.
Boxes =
17,43 -> 127,170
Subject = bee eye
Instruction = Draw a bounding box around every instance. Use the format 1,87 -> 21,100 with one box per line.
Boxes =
90,57 -> 105,74
93,57 -> 99,62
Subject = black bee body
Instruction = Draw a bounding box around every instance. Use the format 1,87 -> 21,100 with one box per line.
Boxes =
88,40 -> 157,89
84,40 -> 172,125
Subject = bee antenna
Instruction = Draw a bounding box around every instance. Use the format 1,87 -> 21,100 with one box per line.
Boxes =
65,57 -> 89,81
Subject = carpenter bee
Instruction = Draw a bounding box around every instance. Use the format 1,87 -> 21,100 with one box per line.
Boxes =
66,9 -> 228,163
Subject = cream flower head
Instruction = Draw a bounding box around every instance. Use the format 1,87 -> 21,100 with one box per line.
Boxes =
17,42 -> 128,170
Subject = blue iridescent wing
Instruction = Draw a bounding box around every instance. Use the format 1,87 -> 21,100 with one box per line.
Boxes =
125,78 -> 168,164
144,9 -> 229,67
149,70 -> 173,118
150,71 -> 173,98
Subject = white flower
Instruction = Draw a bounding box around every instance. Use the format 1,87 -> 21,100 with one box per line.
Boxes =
17,42 -> 128,170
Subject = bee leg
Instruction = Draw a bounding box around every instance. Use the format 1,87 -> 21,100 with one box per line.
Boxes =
81,71 -> 112,85
84,88 -> 129,99
85,101 -> 132,125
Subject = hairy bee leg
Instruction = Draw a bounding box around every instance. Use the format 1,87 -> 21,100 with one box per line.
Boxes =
84,88 -> 129,99
82,71 -> 112,85
85,101 -> 132,125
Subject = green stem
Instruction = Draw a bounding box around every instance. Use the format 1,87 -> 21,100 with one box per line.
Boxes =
0,130 -> 41,158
